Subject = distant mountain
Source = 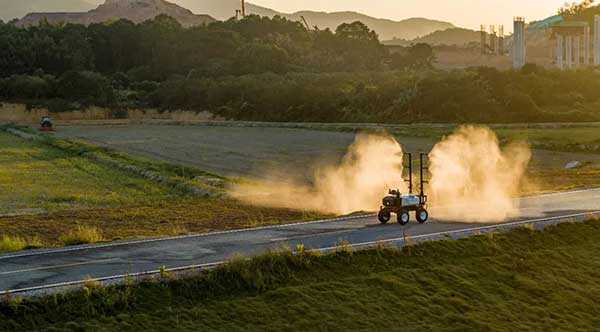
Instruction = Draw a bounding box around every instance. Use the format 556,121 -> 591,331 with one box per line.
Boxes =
0,0 -> 96,22
16,0 -> 215,27
10,0 -> 454,41
287,12 -> 454,40
385,28 -> 481,46
158,1 -> 455,40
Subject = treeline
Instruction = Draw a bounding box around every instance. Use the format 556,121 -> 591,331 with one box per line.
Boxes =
1,15 -> 600,123
148,65 -> 600,123
0,15 -> 395,79
3,64 -> 600,123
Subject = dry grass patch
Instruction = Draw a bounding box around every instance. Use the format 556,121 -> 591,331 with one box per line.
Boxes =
0,199 -> 325,247
0,236 -> 43,253
59,226 -> 104,246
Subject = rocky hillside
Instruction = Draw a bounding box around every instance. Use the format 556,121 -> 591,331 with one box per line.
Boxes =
17,0 -> 216,27
174,0 -> 278,20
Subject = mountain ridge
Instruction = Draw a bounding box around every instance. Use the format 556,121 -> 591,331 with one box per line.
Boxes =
7,0 -> 455,41
16,0 -> 216,27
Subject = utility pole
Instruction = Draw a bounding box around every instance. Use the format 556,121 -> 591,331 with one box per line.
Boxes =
235,0 -> 246,19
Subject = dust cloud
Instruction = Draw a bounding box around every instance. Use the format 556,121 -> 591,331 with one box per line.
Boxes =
229,134 -> 407,215
229,126 -> 531,222
428,126 -> 531,222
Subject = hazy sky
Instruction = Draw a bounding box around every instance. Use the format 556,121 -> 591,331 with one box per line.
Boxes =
249,0 -> 572,31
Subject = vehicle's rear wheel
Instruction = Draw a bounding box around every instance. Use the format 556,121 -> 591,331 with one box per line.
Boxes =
416,209 -> 429,223
398,211 -> 410,225
378,210 -> 391,224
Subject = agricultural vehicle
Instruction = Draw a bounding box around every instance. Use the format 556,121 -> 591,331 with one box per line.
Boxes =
39,117 -> 55,132
378,153 -> 429,225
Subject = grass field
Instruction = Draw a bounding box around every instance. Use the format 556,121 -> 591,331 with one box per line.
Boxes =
0,130 -> 323,251
3,219 -> 600,332
0,130 -> 185,215
389,125 -> 600,155
56,124 -> 600,193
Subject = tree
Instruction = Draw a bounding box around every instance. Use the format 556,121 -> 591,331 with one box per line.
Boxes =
333,22 -> 386,70
559,0 -> 595,15
233,43 -> 289,74
390,43 -> 435,70
57,71 -> 114,106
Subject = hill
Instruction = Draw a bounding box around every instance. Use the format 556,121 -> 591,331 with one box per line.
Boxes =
10,0 -> 454,40
286,12 -> 454,40
413,27 -> 481,46
0,0 -> 95,22
158,1 -> 455,40
16,0 -> 216,28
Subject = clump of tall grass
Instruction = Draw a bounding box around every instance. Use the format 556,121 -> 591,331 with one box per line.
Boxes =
0,236 -> 43,253
0,236 -> 26,252
60,226 -> 104,246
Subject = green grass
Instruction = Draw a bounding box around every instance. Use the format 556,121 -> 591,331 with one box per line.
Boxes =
2,220 -> 600,332
388,124 -> 600,154
0,131 -> 187,215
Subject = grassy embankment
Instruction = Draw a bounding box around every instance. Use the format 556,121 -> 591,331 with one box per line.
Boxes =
2,219 -> 600,331
0,129 -> 323,251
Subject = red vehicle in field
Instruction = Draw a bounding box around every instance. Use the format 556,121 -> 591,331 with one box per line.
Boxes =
39,117 -> 55,132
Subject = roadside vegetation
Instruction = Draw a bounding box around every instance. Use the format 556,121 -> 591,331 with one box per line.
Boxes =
0,129 -> 324,251
2,220 -> 600,331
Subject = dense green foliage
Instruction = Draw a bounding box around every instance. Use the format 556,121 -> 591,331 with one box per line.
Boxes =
1,15 -> 600,122
2,220 -> 600,331
149,66 -> 600,123
0,15 -> 386,78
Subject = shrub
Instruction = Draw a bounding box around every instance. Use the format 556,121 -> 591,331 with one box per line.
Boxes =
57,71 -> 115,106
4,75 -> 52,99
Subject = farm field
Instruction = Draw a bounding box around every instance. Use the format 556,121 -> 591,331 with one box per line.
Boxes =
57,124 -> 600,192
0,129 -> 322,250
3,219 -> 600,332
3,123 -> 600,251
0,130 -> 184,215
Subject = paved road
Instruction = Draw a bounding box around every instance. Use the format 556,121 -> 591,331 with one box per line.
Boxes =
1,188 -> 599,294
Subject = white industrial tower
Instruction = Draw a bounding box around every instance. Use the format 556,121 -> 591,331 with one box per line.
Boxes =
595,15 -> 600,65
513,17 -> 526,69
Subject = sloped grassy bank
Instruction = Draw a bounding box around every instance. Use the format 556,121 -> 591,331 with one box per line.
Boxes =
2,219 -> 600,332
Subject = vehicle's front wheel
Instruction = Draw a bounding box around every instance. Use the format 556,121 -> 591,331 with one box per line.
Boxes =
416,209 -> 429,223
398,211 -> 410,225
378,210 -> 391,224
